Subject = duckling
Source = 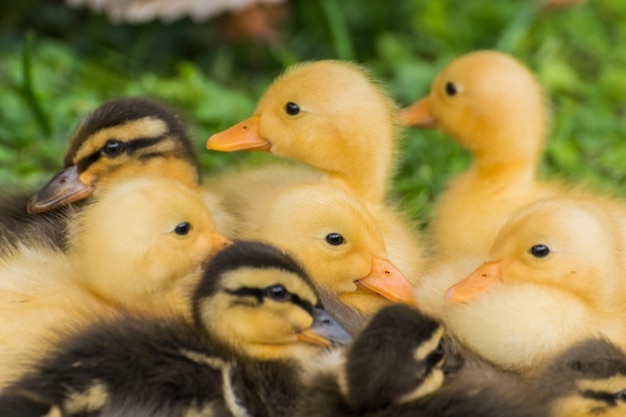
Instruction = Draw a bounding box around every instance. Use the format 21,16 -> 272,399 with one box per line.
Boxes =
533,338 -> 626,417
206,164 -> 416,315
0,241 -> 351,417
0,176 -> 231,387
299,304 -> 542,417
207,60 -> 425,284
0,97 -> 204,253
400,50 -> 558,257
207,60 -> 399,204
442,196 -> 626,372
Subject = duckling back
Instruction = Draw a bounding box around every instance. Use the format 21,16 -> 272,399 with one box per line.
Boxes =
533,338 -> 626,417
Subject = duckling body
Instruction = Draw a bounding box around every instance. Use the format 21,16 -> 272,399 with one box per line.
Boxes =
0,241 -> 350,417
0,193 -> 75,252
299,304 -> 542,417
401,50 -> 557,258
443,196 -> 626,371
0,97 -> 207,254
206,164 -> 416,315
534,338 -> 626,417
207,60 -> 425,283
0,176 -> 229,387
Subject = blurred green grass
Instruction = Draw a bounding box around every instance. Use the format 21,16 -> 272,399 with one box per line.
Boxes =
1,0 -> 625,225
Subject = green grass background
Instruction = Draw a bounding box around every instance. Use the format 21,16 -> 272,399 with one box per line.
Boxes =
1,0 -> 625,226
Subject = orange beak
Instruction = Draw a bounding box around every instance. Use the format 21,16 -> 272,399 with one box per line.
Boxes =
399,97 -> 437,128
356,256 -> 416,305
210,232 -> 233,255
445,260 -> 502,304
27,165 -> 95,213
206,115 -> 271,152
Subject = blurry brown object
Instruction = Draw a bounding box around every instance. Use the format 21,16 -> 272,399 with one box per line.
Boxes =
65,0 -> 289,42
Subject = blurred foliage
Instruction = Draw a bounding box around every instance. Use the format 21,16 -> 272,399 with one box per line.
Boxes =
0,0 -> 625,224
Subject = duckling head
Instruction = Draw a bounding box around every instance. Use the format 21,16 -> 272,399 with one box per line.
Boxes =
207,60 -> 399,202
340,304 -> 446,411
193,240 -> 352,360
537,339 -> 626,417
446,198 -> 623,310
249,183 -> 416,313
68,176 -> 231,313
401,50 -> 549,169
28,97 -> 200,213
442,198 -> 626,370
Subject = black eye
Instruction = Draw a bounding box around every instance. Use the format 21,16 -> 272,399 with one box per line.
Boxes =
103,139 -> 124,156
445,82 -> 457,96
428,339 -> 445,364
265,284 -> 290,301
174,222 -> 191,236
285,102 -> 300,115
617,390 -> 626,401
325,233 -> 344,246
530,244 -> 550,258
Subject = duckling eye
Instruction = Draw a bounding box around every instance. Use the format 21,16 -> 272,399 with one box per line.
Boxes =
174,222 -> 191,236
428,339 -> 445,364
445,82 -> 458,96
285,102 -> 300,116
529,244 -> 550,258
265,284 -> 290,301
617,390 -> 626,401
102,139 -> 124,156
325,233 -> 344,246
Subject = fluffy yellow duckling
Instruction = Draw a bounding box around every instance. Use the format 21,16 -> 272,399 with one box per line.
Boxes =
400,50 -> 557,257
207,60 -> 425,281
207,60 -> 399,203
0,176 -> 230,387
1,97 -> 210,253
207,165 -> 416,315
440,196 -> 626,372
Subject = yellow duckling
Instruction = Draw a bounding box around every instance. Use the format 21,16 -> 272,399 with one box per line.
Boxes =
400,50 -> 557,257
207,60 -> 398,204
0,176 -> 230,387
207,60 -> 425,281
441,196 -> 626,372
207,164 -> 416,315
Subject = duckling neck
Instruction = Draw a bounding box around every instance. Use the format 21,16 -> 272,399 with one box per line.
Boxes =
325,170 -> 389,204
471,152 -> 540,181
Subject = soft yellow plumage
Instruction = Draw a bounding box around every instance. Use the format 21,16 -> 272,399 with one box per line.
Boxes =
0,176 -> 230,386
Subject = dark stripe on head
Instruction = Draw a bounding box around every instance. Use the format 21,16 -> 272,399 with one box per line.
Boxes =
63,97 -> 198,173
193,241 -> 317,321
581,390 -> 618,407
223,286 -> 316,315
74,136 -> 167,174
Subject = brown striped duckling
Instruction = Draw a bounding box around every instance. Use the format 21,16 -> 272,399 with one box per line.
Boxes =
0,97 -> 203,253
300,304 -> 543,417
0,241 -> 351,417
